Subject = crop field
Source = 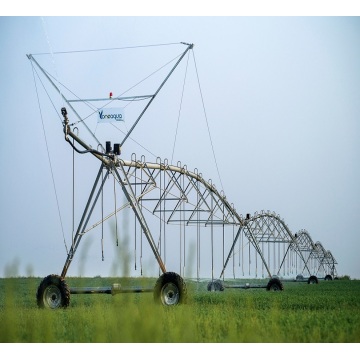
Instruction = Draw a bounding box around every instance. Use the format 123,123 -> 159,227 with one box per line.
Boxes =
0,277 -> 359,343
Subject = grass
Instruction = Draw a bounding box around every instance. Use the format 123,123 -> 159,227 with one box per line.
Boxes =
0,277 -> 359,342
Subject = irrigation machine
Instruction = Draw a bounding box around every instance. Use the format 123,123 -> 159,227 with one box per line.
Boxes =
27,42 -> 338,309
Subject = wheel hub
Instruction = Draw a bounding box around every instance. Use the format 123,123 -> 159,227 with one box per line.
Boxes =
161,282 -> 180,305
44,285 -> 62,309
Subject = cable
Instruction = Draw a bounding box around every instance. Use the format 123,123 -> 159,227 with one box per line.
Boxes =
31,65 -> 63,125
69,51 -> 185,127
109,123 -> 158,158
31,64 -> 68,255
40,17 -> 65,110
192,50 -> 225,193
171,50 -> 190,164
32,42 -> 182,56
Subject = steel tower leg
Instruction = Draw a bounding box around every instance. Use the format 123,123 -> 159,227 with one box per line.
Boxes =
61,164 -> 108,277
113,162 -> 167,274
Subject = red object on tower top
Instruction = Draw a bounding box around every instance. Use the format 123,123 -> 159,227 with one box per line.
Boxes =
109,92 -> 113,99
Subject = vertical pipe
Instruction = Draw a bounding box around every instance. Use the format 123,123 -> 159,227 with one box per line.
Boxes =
273,239 -> 275,275
283,241 -> 285,276
211,195 -> 214,280
159,160 -> 162,276
262,240 -> 264,278
163,165 -> 166,268
255,244 -> 258,278
113,175 -> 119,246
222,202 -> 225,280
278,241 -> 280,275
72,137 -> 75,249
101,167 -> 104,261
241,230 -> 244,276
183,174 -> 186,276
179,204 -> 182,276
140,162 -> 143,276
268,241 -> 270,276
196,177 -> 200,281
134,161 -> 137,270
232,224 -> 235,279
248,237 -> 250,277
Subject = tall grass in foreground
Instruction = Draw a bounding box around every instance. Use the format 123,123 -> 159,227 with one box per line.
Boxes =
0,278 -> 360,342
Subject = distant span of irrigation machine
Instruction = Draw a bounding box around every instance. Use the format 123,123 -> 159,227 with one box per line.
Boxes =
27,42 -> 338,309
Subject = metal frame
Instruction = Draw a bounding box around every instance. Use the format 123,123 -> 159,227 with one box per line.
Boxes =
28,43 -> 338,299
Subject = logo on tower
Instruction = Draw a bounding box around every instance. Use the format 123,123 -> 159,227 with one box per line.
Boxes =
98,108 -> 125,123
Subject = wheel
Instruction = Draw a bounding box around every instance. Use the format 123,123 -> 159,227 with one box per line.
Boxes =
266,278 -> 284,291
296,274 -> 304,281
36,274 -> 70,309
324,274 -> 333,281
207,279 -> 224,292
153,272 -> 187,305
307,275 -> 318,284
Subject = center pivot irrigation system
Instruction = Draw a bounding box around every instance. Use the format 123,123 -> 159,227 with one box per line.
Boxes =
28,42 -> 338,309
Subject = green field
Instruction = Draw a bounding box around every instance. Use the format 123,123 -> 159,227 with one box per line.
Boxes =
0,277 -> 359,343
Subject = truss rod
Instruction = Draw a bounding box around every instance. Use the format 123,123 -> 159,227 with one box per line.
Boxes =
114,162 -> 167,273
120,43 -> 194,147
61,164 -> 108,277
68,95 -> 153,102
219,226 -> 242,278
27,54 -> 104,151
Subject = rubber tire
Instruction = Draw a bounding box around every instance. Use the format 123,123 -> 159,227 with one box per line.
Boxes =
307,275 -> 319,284
266,278 -> 284,291
296,274 -> 304,281
153,272 -> 187,305
36,274 -> 70,309
324,274 -> 333,281
207,279 -> 224,292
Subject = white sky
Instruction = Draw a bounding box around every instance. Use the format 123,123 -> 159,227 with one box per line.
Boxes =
1,4 -> 360,280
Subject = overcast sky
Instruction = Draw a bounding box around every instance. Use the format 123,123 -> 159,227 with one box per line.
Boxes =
1,11 -> 359,280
